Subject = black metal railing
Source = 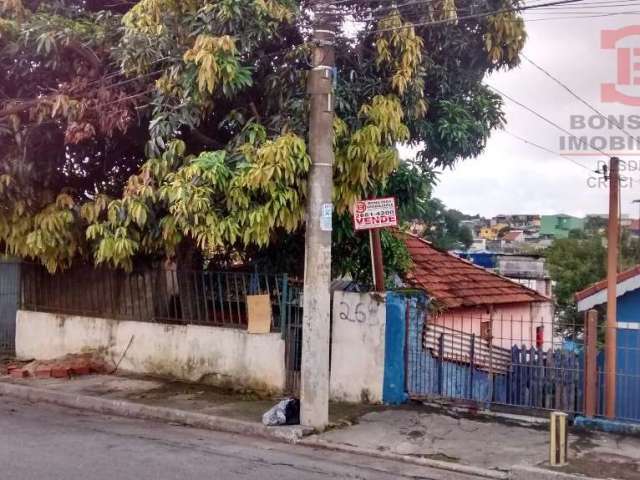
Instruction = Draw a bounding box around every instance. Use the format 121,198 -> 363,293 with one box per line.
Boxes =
21,263 -> 290,331
0,260 -> 20,355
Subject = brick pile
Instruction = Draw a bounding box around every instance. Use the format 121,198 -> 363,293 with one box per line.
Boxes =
6,354 -> 111,380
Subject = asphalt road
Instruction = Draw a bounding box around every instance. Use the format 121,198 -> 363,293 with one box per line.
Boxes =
0,397 -> 484,480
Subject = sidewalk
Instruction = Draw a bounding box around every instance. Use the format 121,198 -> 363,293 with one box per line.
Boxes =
1,372 -> 639,480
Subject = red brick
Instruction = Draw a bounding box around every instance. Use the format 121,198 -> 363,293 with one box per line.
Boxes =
89,360 -> 108,374
10,369 -> 28,379
51,367 -> 69,379
71,365 -> 90,376
35,368 -> 52,379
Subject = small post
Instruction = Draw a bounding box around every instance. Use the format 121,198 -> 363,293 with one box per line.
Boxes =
469,333 -> 476,399
584,309 -> 598,417
369,229 -> 385,292
549,411 -> 568,467
438,333 -> 445,395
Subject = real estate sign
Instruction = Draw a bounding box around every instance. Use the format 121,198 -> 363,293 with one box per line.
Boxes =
353,197 -> 398,231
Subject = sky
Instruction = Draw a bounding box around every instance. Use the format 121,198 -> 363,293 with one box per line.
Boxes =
410,5 -> 640,219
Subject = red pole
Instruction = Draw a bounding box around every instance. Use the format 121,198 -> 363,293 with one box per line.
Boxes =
584,309 -> 598,418
605,157 -> 619,419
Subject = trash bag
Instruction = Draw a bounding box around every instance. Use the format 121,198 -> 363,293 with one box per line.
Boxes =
262,397 -> 300,426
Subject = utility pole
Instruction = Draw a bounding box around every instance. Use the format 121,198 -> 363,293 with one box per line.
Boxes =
605,156 -> 619,419
370,230 -> 385,292
300,2 -> 335,429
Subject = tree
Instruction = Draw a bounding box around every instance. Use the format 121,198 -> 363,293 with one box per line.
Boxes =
546,230 -> 640,330
545,235 -> 606,329
0,0 -> 526,274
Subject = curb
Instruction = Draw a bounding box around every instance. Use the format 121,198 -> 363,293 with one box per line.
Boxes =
299,437 -> 510,480
0,381 -> 311,443
0,381 -> 509,479
0,381 -> 606,480
510,465 -> 602,480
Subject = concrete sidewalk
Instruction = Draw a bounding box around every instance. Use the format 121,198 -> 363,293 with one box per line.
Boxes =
1,373 -> 639,480
309,408 -> 640,480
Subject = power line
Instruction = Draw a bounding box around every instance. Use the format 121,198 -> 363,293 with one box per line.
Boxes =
487,84 -> 612,158
520,10 -> 640,20
328,0 -> 636,29
504,129 -> 595,172
521,53 -> 639,143
361,0 -> 590,30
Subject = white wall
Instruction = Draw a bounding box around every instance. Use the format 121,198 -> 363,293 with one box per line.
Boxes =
16,311 -> 286,393
330,291 -> 386,403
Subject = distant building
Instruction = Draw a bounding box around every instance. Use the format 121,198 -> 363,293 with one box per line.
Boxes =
496,254 -> 552,297
479,223 -> 508,240
586,213 -> 631,230
491,214 -> 540,229
540,214 -> 585,239
470,238 -> 487,251
408,220 -> 427,237
502,230 -> 525,243
453,250 -> 552,298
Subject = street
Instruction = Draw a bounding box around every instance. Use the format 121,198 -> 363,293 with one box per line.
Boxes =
0,398 -> 482,480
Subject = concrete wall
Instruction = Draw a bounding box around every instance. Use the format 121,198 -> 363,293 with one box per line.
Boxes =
16,310 -> 286,393
330,291 -> 386,403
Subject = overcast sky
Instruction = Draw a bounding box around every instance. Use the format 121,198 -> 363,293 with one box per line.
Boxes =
412,6 -> 640,218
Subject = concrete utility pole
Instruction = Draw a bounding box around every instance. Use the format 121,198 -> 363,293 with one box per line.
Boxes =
605,156 -> 619,419
300,3 -> 335,429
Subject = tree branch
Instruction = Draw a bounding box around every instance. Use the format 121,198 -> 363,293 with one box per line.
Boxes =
190,128 -> 224,149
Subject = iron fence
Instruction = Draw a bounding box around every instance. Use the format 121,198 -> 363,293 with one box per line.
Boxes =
281,282 -> 303,395
405,301 -> 640,423
21,263 -> 289,331
0,260 -> 19,355
406,303 -> 586,414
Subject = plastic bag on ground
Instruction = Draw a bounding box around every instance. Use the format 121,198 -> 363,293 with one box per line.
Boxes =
262,397 -> 300,426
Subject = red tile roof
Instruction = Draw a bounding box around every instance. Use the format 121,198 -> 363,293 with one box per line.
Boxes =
400,232 -> 549,309
503,230 -> 523,242
575,264 -> 640,301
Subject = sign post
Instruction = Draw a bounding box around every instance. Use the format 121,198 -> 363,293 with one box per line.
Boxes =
353,197 -> 398,292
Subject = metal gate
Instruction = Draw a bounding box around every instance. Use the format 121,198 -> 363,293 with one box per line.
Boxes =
281,280 -> 303,395
0,260 -> 20,355
405,297 -> 585,416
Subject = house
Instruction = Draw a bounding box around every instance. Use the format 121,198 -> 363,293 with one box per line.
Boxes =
496,253 -> 551,297
470,237 -> 487,251
400,233 -> 554,350
492,214 -> 541,230
540,214 -> 584,239
575,265 -> 640,421
502,229 -> 525,244
479,224 -> 508,241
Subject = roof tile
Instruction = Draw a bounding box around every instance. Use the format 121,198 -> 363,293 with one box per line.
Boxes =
398,232 -> 549,309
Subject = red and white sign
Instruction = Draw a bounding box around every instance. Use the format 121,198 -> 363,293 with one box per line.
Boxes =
353,197 -> 398,231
